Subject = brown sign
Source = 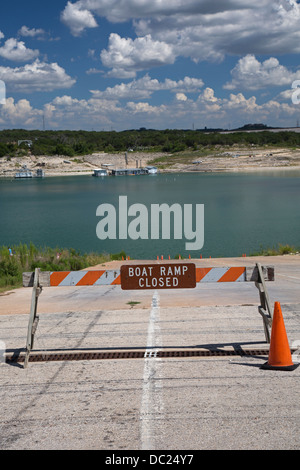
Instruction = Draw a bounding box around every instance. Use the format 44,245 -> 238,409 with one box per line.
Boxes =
121,263 -> 196,290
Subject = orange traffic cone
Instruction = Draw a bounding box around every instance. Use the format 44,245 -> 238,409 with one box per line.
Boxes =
261,302 -> 299,371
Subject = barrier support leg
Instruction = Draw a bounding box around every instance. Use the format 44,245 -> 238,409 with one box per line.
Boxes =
24,268 -> 42,369
255,263 -> 273,343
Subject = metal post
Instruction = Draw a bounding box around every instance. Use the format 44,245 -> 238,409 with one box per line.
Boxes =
256,263 -> 273,343
24,268 -> 41,368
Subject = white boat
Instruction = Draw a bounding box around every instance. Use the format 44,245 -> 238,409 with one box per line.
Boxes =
145,166 -> 158,174
15,166 -> 33,179
93,169 -> 108,177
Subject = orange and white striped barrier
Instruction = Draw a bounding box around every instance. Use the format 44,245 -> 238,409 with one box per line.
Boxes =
23,265 -> 274,287
50,270 -> 121,286
22,262 -> 275,368
47,267 -> 248,287
196,267 -> 246,283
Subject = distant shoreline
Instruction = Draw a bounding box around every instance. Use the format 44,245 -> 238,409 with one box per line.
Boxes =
1,148 -> 300,178
2,165 -> 300,178
2,166 -> 300,178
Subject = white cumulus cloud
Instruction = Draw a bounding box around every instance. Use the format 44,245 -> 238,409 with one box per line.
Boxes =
61,0 -> 300,65
100,33 -> 175,78
224,55 -> 300,90
126,101 -> 166,114
18,26 -> 46,38
61,1 -> 98,36
90,74 -> 204,100
176,93 -> 188,101
0,60 -> 76,93
0,97 -> 42,126
0,37 -> 39,62
1,86 -> 299,130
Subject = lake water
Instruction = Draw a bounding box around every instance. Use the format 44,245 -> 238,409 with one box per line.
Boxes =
0,170 -> 299,259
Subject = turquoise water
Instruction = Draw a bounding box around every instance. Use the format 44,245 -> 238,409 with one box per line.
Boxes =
0,171 -> 299,259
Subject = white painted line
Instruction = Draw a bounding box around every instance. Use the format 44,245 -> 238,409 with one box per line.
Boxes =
0,341 -> 6,364
140,290 -> 164,450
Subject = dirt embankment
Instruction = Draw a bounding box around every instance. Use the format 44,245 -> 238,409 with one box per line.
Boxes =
1,148 -> 300,177
0,152 -> 162,177
161,148 -> 300,173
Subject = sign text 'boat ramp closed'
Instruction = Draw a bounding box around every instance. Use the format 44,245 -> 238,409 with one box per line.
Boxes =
120,263 -> 196,290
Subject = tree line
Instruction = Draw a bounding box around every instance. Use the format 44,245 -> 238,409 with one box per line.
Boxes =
1,127 -> 300,158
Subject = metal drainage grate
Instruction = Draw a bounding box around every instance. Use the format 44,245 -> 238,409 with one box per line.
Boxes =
5,348 -> 273,364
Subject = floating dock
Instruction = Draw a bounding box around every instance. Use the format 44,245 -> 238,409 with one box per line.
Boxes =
111,166 -> 157,176
15,166 -> 45,179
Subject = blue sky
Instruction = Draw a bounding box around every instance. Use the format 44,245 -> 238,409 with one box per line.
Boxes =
1,0 -> 300,131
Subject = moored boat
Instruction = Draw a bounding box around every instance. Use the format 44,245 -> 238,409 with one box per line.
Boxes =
15,166 -> 33,179
93,169 -> 108,177
145,166 -> 158,174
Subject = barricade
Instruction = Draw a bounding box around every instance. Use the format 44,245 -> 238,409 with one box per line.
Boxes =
21,262 -> 274,368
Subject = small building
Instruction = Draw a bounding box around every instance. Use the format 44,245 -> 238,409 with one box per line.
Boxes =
18,140 -> 33,147
35,169 -> 45,178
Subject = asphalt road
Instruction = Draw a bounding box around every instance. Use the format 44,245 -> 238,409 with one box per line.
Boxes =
0,256 -> 299,450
